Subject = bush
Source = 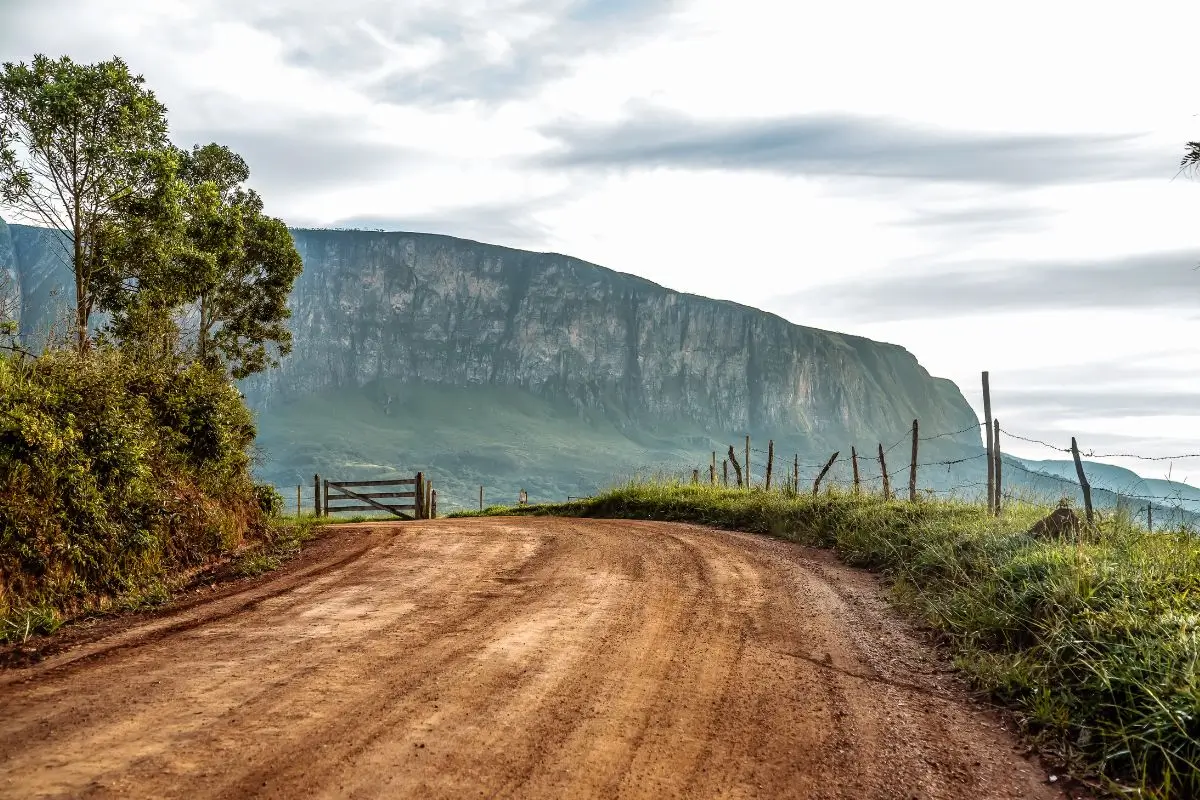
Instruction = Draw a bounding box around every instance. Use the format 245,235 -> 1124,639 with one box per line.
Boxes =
0,349 -> 266,634
254,483 -> 284,518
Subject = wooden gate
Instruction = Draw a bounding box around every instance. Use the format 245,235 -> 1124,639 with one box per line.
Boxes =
313,472 -> 437,519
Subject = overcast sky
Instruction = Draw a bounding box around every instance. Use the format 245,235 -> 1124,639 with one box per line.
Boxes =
3,0 -> 1200,488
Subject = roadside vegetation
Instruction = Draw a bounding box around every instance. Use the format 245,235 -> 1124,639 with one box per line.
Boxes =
0,55 -> 303,640
454,482 -> 1200,800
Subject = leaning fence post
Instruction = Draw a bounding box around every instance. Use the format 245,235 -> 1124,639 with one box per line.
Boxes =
813,451 -> 840,496
909,419 -> 919,502
314,474 -> 322,517
1070,437 -> 1094,525
728,445 -> 744,487
722,459 -> 729,486
851,447 -> 861,493
878,444 -> 891,500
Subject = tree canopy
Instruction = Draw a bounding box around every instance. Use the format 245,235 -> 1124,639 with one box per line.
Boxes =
0,54 -> 171,352
0,54 -> 302,378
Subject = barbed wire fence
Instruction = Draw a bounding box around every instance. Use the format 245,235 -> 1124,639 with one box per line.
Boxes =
676,414 -> 1200,533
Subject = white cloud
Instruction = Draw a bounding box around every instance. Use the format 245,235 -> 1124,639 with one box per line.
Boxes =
2,0 -> 1200,479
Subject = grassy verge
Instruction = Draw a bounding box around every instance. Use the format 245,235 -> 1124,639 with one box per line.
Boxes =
451,482 -> 1200,800
0,512 -> 398,647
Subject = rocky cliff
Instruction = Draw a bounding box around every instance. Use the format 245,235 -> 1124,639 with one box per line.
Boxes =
243,229 -> 981,444
0,220 -> 983,505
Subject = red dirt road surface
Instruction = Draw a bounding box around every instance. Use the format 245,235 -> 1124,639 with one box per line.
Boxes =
0,518 -> 1070,799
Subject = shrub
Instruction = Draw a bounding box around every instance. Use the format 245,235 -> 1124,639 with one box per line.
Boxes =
0,349 -> 266,633
254,483 -> 285,518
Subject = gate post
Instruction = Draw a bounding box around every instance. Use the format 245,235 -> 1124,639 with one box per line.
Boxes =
314,474 -> 321,517
415,472 -> 425,519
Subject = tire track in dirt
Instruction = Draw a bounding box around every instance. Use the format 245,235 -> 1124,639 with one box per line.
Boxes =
0,518 -> 1074,799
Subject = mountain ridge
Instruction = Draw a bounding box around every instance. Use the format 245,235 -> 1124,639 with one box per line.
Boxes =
0,217 -> 988,505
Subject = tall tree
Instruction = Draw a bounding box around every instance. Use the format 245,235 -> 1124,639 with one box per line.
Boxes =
174,143 -> 302,379
0,55 -> 172,352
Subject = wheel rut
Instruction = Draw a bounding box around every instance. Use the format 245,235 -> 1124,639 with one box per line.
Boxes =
0,518 -> 1071,799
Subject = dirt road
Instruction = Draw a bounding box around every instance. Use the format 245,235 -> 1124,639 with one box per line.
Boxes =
0,518 -> 1069,799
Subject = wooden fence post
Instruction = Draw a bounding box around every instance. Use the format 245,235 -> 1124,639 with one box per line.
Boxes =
745,435 -> 751,489
415,472 -> 424,519
793,454 -> 799,494
728,445 -> 744,487
994,419 -> 1002,516
813,451 -> 840,496
322,479 -> 329,517
909,419 -> 919,502
765,440 -> 774,490
723,459 -> 729,486
851,447 -> 861,493
314,474 -> 322,517
1070,437 -> 1094,525
878,444 -> 891,500
296,485 -> 301,517
983,371 -> 995,516
480,485 -> 484,512
692,469 -> 699,484
711,452 -> 717,485
431,489 -> 437,519
1148,504 -> 1153,532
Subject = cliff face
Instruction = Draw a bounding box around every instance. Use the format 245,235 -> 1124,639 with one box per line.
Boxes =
0,219 -> 982,502
0,218 -> 17,328
240,229 -> 980,448
0,221 -> 76,341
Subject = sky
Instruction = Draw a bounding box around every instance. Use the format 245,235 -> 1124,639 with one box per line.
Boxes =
2,0 -> 1200,487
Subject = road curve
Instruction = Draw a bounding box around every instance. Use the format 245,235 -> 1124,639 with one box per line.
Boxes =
0,518 -> 1067,799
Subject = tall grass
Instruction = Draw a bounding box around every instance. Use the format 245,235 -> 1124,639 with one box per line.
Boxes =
456,480 -> 1200,799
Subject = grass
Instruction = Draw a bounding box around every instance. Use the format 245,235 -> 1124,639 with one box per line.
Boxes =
452,481 -> 1200,800
0,512 -> 390,646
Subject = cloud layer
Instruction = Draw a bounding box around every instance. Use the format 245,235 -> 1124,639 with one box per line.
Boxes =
792,251 -> 1200,321
535,108 -> 1170,186
231,0 -> 683,106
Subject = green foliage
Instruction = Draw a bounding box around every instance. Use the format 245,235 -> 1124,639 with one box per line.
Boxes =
174,143 -> 303,379
254,484 -> 284,518
0,54 -> 171,352
468,483 -> 1200,799
0,57 -> 303,375
0,349 -> 266,637
1183,141 -> 1200,173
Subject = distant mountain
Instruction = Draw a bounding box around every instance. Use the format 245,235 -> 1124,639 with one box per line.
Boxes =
1012,457 -> 1200,516
8,217 -> 1195,520
2,220 -> 987,506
